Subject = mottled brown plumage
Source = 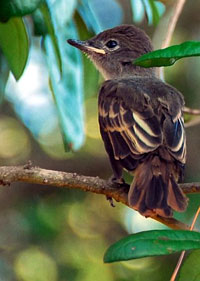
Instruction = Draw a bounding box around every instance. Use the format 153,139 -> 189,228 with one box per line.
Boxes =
68,24 -> 188,217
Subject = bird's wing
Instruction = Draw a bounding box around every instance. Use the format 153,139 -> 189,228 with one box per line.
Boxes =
98,86 -> 162,164
98,79 -> 186,167
163,114 -> 186,164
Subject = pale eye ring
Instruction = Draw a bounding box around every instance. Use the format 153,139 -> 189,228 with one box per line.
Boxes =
105,40 -> 118,49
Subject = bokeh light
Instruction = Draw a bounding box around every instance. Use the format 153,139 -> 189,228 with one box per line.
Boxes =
0,116 -> 31,163
15,247 -> 58,281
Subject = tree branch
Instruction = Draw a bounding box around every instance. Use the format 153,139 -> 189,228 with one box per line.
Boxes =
159,0 -> 186,50
185,116 -> 200,128
153,0 -> 187,80
0,164 -> 199,230
182,107 -> 200,128
183,106 -> 200,115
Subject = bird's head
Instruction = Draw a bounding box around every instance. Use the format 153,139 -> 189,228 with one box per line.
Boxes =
67,25 -> 155,80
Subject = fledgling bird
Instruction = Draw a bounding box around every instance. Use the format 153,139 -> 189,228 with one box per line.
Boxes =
67,25 -> 188,218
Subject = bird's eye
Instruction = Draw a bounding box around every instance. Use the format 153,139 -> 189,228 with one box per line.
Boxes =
105,40 -> 118,49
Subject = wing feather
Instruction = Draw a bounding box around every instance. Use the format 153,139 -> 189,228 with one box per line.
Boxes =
98,79 -> 186,171
163,115 -> 186,163
99,98 -> 162,161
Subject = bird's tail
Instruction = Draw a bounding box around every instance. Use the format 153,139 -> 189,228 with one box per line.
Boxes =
128,155 -> 188,217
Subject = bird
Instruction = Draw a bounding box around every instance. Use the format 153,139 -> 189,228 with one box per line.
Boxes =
67,24 -> 188,218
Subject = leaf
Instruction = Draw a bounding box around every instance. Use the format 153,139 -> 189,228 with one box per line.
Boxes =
149,0 -> 160,25
0,52 -> 10,103
131,0 -> 145,23
104,230 -> 200,263
134,41 -> 200,68
75,12 -> 99,99
142,0 -> 159,25
43,0 -> 84,151
78,0 -> 123,34
0,0 -> 42,22
33,0 -> 77,37
178,250 -> 200,281
131,0 -> 165,25
45,11 -> 84,152
32,8 -> 48,36
40,2 -> 62,76
88,0 -> 123,31
0,17 -> 29,80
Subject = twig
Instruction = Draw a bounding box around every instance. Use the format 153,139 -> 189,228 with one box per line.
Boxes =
154,0 -> 186,79
180,182 -> 200,194
170,206 -> 200,281
183,106 -> 200,128
185,116 -> 200,128
183,106 -> 200,115
0,165 -> 199,230
161,0 -> 186,49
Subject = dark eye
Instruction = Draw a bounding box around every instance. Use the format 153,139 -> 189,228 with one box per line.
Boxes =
105,40 -> 118,49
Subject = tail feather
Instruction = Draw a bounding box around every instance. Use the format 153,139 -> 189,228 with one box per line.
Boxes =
168,176 -> 187,211
145,175 -> 166,209
129,185 -> 142,206
128,155 -> 188,217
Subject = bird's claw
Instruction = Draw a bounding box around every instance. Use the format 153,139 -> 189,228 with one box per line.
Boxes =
109,175 -> 130,192
106,196 -> 115,207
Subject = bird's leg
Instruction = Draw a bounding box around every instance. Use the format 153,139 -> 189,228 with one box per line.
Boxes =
108,158 -> 124,184
108,159 -> 130,190
106,195 -> 116,207
109,174 -> 124,184
109,174 -> 130,190
106,159 -> 129,206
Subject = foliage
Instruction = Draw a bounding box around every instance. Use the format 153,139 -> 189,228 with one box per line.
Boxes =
178,250 -> 200,281
104,230 -> 200,262
0,18 -> 28,80
134,41 -> 200,67
0,0 -> 42,21
0,0 -> 200,281
0,0 -> 123,151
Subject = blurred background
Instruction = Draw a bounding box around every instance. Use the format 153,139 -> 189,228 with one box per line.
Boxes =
0,0 -> 200,280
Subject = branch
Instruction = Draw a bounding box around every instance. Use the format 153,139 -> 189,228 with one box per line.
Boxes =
183,107 -> 200,128
160,0 -> 186,50
184,106 -> 200,115
185,116 -> 200,128
0,164 -> 198,230
153,0 -> 187,79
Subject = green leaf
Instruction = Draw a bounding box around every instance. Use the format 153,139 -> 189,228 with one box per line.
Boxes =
104,230 -> 200,263
78,0 -> 123,34
0,17 -> 29,80
149,0 -> 160,25
134,41 -> 200,68
82,51 -> 99,99
178,250 -> 200,281
0,53 -> 9,103
40,2 -> 62,76
131,0 -> 145,23
32,8 -> 48,36
142,0 -> 160,25
45,15 -> 84,151
130,0 -> 165,25
43,0 -> 84,151
0,0 -> 42,22
75,12 -> 99,99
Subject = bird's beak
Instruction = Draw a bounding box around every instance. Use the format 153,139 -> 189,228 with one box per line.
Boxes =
67,39 -> 106,55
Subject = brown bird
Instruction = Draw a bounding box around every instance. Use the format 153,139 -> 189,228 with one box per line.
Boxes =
67,24 -> 188,218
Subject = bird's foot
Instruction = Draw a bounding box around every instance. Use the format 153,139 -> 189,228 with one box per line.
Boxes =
106,196 -> 115,207
105,176 -> 130,207
109,175 -> 130,192
109,175 -> 124,185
